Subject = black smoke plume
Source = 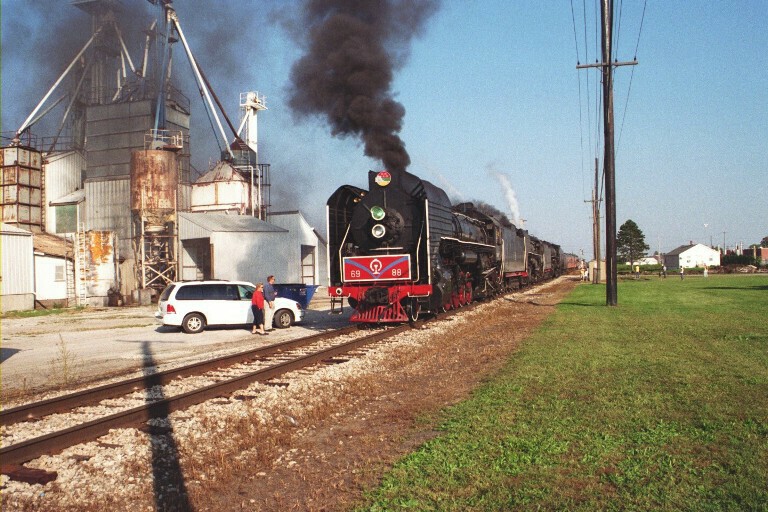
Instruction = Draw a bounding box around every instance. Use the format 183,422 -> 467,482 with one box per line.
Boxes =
288,0 -> 439,173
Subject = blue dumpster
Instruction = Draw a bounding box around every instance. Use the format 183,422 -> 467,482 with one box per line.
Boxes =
273,284 -> 319,310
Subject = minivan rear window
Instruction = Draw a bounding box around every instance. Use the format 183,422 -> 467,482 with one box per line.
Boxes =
159,284 -> 176,301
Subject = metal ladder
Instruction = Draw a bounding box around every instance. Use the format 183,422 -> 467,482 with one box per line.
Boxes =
73,223 -> 88,307
65,250 -> 76,307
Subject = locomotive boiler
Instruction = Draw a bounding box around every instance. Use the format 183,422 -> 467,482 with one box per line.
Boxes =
327,169 -> 563,323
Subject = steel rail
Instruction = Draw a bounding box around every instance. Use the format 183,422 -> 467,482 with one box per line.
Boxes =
2,326 -> 358,426
0,324 -> 410,466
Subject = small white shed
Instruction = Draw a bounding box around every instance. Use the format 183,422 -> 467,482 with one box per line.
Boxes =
1,223 -> 34,312
177,211 -> 328,287
33,232 -> 74,307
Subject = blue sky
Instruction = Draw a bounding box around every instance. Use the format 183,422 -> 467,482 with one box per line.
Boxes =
2,1 -> 766,255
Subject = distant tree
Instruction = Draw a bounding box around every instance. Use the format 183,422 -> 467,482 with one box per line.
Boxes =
761,236 -> 768,248
617,219 -> 650,266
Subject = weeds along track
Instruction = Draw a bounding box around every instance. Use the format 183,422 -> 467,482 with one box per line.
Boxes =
1,323 -> 422,469
2,327 -> 363,426
0,279 -> 561,477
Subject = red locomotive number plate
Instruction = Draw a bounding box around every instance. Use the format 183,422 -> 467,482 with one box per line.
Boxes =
343,255 -> 411,282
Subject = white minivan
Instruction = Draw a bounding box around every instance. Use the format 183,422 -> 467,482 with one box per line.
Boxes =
155,280 -> 304,334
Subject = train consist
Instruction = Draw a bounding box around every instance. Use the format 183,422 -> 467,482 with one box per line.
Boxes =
327,169 -> 576,323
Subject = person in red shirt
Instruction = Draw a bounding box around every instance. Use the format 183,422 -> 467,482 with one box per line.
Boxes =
251,283 -> 268,335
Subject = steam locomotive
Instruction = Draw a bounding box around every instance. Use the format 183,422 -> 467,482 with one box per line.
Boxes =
327,169 -> 571,323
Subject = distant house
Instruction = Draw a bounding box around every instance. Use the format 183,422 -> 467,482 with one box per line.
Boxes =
746,246 -> 768,265
625,256 -> 659,265
664,244 -> 721,269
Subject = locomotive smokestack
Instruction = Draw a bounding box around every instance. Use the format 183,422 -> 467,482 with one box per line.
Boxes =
288,0 -> 439,173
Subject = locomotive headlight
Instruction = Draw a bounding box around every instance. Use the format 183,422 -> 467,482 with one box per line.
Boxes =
370,205 -> 386,221
371,223 -> 386,239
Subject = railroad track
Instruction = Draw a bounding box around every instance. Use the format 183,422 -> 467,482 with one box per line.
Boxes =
2,326 -> 360,426
0,289 -> 493,484
1,322 -> 421,470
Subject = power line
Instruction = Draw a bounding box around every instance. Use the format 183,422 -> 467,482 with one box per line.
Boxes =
616,0 -> 647,155
570,0 -> 587,199
633,0 -> 648,58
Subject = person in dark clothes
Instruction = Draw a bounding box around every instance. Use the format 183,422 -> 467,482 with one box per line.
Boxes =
263,275 -> 277,331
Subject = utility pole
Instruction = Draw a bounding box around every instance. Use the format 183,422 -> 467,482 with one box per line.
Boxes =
593,158 -> 601,283
600,0 -> 618,305
584,158 -> 601,283
577,0 -> 636,306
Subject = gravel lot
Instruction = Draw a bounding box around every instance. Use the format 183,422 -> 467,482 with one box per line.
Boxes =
1,289 -> 351,400
1,278 -> 577,511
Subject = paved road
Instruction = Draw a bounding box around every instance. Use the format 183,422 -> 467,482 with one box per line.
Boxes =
1,294 -> 352,395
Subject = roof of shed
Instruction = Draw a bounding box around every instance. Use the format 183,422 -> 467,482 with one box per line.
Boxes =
667,243 -> 718,256
179,212 -> 287,239
50,189 -> 86,206
33,232 -> 73,259
666,244 -> 696,256
269,210 -> 328,245
0,223 -> 32,235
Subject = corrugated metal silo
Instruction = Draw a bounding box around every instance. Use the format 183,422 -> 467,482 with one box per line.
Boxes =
130,149 -> 178,214
130,146 -> 179,291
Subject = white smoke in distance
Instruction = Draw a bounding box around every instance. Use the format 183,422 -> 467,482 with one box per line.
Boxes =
489,170 -> 523,227
429,167 -> 465,204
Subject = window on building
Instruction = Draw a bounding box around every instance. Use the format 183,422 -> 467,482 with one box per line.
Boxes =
55,264 -> 65,281
55,204 -> 77,233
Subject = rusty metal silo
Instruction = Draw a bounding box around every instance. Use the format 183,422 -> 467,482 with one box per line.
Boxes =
131,149 -> 178,213
131,138 -> 181,292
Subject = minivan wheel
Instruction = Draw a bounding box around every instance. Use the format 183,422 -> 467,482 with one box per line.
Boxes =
182,313 -> 206,334
274,309 -> 294,328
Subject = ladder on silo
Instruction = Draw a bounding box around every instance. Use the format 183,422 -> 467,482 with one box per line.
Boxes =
65,249 -> 76,307
73,223 -> 89,307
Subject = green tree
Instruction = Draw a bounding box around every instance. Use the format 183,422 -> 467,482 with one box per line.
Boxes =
761,236 -> 768,248
617,219 -> 650,266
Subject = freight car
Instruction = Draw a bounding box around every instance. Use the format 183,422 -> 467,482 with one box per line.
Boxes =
327,169 -> 564,324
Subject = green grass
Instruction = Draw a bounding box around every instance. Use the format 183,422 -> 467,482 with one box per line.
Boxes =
361,275 -> 768,511
1,305 -> 87,319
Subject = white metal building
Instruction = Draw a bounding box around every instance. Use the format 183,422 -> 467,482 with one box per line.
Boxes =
664,243 -> 721,269
1,223 -> 34,312
635,256 -> 659,265
44,150 -> 86,235
32,232 -> 73,307
268,211 -> 328,285
177,211 -> 326,286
